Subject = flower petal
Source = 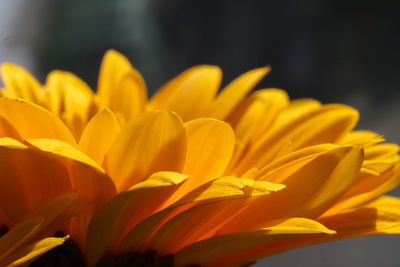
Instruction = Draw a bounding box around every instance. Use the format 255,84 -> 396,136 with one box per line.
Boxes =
45,70 -> 95,139
0,138 -> 72,223
219,146 -> 363,233
204,199 -> 400,267
4,236 -> 68,267
326,164 -> 400,214
86,172 -> 188,266
104,110 -> 186,191
118,177 -> 284,255
25,138 -> 117,249
0,98 -> 76,145
208,67 -> 270,120
174,218 -> 334,267
0,218 -> 43,263
147,179 -> 285,254
0,63 -> 45,105
79,109 -> 120,165
21,190 -> 79,238
150,66 -> 222,121
109,71 -> 147,121
97,50 -> 147,120
235,104 -> 359,174
167,118 -> 235,203
226,89 -> 289,169
340,130 -> 385,147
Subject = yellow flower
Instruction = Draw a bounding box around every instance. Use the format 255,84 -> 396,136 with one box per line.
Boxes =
0,50 -> 399,266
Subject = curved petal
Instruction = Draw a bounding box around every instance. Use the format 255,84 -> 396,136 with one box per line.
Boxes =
326,164 -> 400,214
25,139 -> 117,249
167,118 -> 235,203
219,146 -> 363,234
147,179 -> 285,255
150,66 -> 222,121
0,138 -> 72,223
45,70 -> 95,139
235,104 -> 359,174
0,63 -> 45,106
79,108 -> 120,165
0,98 -> 76,145
0,218 -> 43,263
86,172 -> 188,266
4,236 -> 68,267
208,67 -> 270,120
97,50 -> 147,120
174,218 -> 334,267
104,110 -> 187,191
205,199 -> 400,267
118,177 -> 284,255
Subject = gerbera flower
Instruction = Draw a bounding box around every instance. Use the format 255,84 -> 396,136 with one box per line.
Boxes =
0,50 -> 399,266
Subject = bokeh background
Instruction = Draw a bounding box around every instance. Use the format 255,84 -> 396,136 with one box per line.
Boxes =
1,0 -> 399,266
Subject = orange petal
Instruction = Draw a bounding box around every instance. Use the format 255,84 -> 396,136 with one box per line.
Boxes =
174,218 -> 334,267
147,179 -> 285,255
0,217 -> 43,263
45,70 -> 94,139
208,67 -> 270,120
104,110 -> 186,191
0,63 -> 45,106
0,138 -> 72,223
0,98 -> 76,145
86,172 -> 188,266
167,118 -> 235,203
26,138 -> 117,249
118,177 -> 284,255
219,146 -> 363,234
150,66 -> 222,121
79,108 -> 120,165
235,104 -> 359,174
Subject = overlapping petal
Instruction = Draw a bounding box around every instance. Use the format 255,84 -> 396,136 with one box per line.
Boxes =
0,50 -> 399,267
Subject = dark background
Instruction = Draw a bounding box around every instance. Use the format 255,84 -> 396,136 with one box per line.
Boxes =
1,0 -> 399,266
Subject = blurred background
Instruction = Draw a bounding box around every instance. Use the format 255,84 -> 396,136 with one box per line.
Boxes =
1,0 -> 399,266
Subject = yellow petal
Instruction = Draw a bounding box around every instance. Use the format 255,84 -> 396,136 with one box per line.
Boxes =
45,70 -> 94,139
226,89 -> 289,171
0,98 -> 76,146
104,110 -> 186,191
203,200 -> 400,267
21,190 -> 79,237
118,177 -> 284,254
79,109 -> 120,165
0,218 -> 43,263
25,138 -> 117,249
0,63 -> 45,105
362,143 -> 399,174
150,66 -> 222,121
174,218 -> 334,267
208,67 -> 270,120
0,138 -> 72,223
340,130 -> 385,147
219,146 -> 363,234
167,118 -> 235,203
326,164 -> 400,214
255,144 -> 339,183
86,172 -> 188,266
235,104 -> 359,174
4,236 -> 69,267
108,70 -> 147,121
97,50 -> 147,121
229,89 -> 289,141
147,179 -> 285,255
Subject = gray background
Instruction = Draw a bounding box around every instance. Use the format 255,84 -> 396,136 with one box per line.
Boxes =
1,0 -> 399,266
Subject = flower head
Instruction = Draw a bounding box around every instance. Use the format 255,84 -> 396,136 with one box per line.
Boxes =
0,50 -> 399,266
